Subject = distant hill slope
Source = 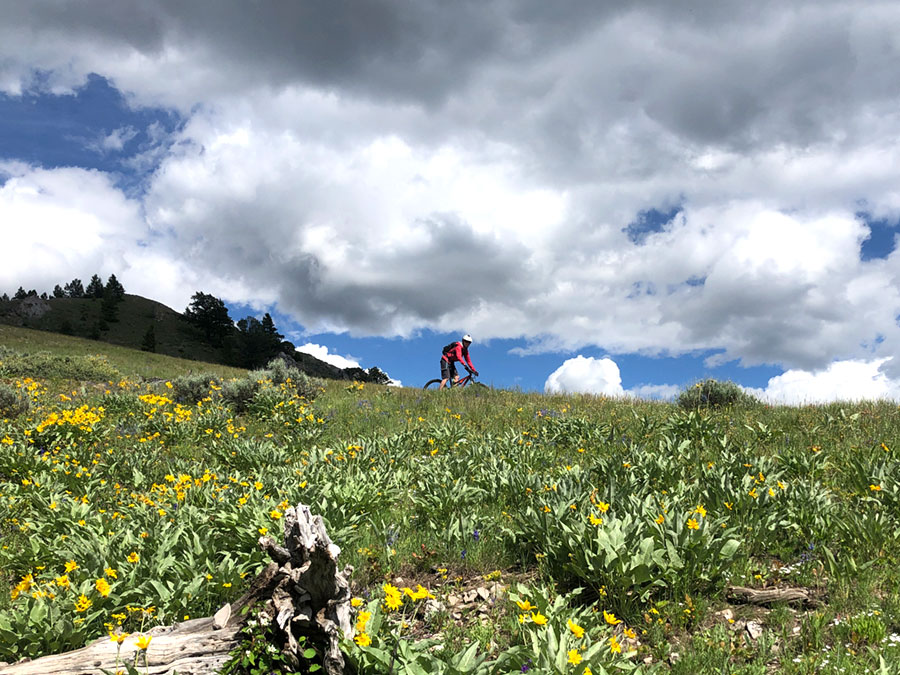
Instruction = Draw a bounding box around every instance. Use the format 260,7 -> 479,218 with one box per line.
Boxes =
0,294 -> 384,382
0,324 -> 247,380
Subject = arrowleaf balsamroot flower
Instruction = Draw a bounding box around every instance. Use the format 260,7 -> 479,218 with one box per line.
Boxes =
74,594 -> 92,612
383,583 -> 403,611
530,611 -> 548,625
603,610 -> 621,625
136,634 -> 152,650
567,649 -> 582,665
567,619 -> 585,638
95,578 -> 111,597
687,518 -> 700,530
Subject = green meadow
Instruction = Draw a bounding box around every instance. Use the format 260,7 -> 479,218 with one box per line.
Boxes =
2,326 -> 900,673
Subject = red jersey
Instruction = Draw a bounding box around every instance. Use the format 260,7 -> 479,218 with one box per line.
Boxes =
442,342 -> 474,370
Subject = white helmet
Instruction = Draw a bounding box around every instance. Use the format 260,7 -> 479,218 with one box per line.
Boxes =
462,334 -> 473,343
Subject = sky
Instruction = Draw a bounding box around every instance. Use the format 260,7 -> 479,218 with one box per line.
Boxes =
3,1 -> 900,403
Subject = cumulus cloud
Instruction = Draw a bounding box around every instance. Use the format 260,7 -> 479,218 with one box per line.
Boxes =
4,1 -> 900,387
0,163 -> 146,294
544,356 -> 625,396
749,359 -> 900,404
295,343 -> 361,370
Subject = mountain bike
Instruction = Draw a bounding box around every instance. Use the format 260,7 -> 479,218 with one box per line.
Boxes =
423,369 -> 486,390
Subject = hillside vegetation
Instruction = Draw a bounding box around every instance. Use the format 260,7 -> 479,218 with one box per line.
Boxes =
1,339 -> 900,673
0,294 -> 388,382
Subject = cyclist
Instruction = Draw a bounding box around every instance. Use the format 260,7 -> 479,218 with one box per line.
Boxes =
439,334 -> 478,389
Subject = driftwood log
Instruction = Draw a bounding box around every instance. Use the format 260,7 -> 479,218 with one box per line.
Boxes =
727,585 -> 821,607
0,504 -> 354,675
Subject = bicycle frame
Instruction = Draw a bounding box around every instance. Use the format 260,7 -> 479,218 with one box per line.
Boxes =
423,370 -> 480,390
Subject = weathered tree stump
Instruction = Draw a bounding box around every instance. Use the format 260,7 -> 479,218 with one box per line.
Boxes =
0,504 -> 354,675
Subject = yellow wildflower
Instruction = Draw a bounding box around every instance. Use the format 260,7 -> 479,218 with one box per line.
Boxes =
603,610 -> 621,625
95,578 -> 111,597
567,619 -> 585,638
530,611 -> 548,625
567,649 -> 583,665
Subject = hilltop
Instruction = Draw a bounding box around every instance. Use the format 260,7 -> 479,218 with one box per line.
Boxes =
0,292 -> 387,383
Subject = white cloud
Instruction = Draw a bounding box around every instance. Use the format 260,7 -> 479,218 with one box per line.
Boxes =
98,126 -> 138,152
295,343 -> 361,370
749,359 -> 900,405
0,163 -> 145,295
544,356 -> 625,396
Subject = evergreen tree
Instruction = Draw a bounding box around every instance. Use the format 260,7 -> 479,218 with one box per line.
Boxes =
40,292 -> 48,300
0,293 -> 8,302
104,274 -> 125,300
27,289 -> 37,297
14,287 -> 27,300
233,315 -> 283,369
366,366 -> 391,385
141,324 -> 156,352
184,292 -> 233,346
53,284 -> 65,298
64,279 -> 85,298
86,274 -> 105,298
261,313 -> 283,339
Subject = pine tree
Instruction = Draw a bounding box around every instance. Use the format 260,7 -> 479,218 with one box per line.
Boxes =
64,279 -> 85,298
0,293 -> 9,302
53,285 -> 65,298
104,274 -> 125,300
261,312 -> 283,339
14,287 -> 27,300
86,275 -> 105,298
184,292 -> 233,346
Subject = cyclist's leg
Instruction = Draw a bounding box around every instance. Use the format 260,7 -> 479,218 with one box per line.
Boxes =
439,358 -> 451,390
450,362 -> 459,386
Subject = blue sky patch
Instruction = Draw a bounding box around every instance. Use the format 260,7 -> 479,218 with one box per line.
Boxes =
624,205 -> 682,245
858,213 -> 899,261
0,73 -> 180,191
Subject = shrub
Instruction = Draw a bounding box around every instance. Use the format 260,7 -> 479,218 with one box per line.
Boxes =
256,358 -> 323,401
261,357 -> 298,385
0,383 -> 30,418
221,377 -> 261,414
677,378 -> 758,409
293,371 -> 323,401
172,373 -> 221,404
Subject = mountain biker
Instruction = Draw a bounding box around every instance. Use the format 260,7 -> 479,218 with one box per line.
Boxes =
439,334 -> 478,389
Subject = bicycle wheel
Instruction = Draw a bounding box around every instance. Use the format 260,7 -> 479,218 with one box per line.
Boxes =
423,379 -> 443,389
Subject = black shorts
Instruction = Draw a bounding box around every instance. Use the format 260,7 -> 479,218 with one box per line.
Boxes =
440,358 -> 457,380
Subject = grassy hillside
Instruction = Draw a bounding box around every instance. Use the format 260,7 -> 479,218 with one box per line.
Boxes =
0,324 -> 245,380
0,295 -> 386,382
2,345 -> 900,672
0,294 -> 226,364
